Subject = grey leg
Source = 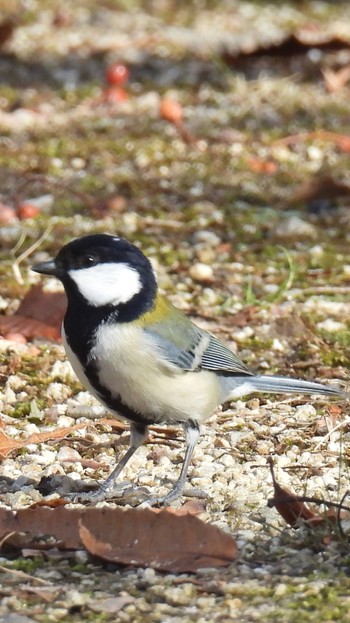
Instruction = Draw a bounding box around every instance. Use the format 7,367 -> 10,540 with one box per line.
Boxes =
73,422 -> 148,502
146,419 -> 200,506
99,423 -> 148,494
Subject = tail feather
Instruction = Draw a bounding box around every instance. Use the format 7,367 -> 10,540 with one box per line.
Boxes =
250,375 -> 346,398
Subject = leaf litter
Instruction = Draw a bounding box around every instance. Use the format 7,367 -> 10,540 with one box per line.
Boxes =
1,0 -> 350,620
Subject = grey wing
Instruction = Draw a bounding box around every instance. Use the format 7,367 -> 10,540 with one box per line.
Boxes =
144,324 -> 253,376
201,333 -> 253,375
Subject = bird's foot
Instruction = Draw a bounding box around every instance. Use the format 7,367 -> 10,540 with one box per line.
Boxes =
142,486 -> 207,508
67,481 -> 151,506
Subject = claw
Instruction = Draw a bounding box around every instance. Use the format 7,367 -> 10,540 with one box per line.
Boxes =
67,482 -> 151,506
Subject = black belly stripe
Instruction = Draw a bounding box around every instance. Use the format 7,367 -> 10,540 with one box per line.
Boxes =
63,308 -> 151,427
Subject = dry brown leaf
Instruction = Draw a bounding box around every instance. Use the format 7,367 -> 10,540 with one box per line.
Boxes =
0,423 -> 86,459
267,458 -> 316,526
222,31 -> 350,63
0,506 -> 237,572
0,19 -> 16,49
322,65 -> 350,93
285,173 -> 350,207
79,507 -> 237,571
267,459 -> 350,534
223,306 -> 259,328
0,285 -> 66,342
268,476 -> 316,526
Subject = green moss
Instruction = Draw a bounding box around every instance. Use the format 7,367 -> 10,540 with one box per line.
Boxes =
5,558 -> 43,573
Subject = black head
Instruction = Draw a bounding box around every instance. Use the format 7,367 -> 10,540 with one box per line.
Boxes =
32,234 -> 157,321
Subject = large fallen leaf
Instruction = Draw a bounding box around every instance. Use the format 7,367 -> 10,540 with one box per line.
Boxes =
222,31 -> 350,63
273,131 -> 350,152
0,19 -> 16,50
0,506 -> 237,572
0,285 -> 66,341
285,173 -> 350,207
0,423 -> 86,459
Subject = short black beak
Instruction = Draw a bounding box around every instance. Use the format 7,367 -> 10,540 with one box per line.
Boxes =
32,260 -> 60,277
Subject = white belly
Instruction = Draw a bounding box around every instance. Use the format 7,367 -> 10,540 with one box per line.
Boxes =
73,323 -> 221,424
62,327 -> 104,405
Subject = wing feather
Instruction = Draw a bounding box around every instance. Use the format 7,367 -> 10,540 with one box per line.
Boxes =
144,316 -> 252,376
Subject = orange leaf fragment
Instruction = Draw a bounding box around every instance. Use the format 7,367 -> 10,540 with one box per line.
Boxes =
160,97 -> 183,125
17,202 -> 41,220
322,65 -> 350,93
159,98 -> 196,144
0,423 -> 87,460
247,157 -> 278,174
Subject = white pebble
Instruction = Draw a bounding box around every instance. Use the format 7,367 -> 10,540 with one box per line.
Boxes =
219,453 -> 235,467
51,360 -> 78,382
46,382 -> 72,401
274,216 -> 317,240
295,404 -> 317,418
26,449 -> 57,465
231,326 -> 254,342
56,415 -> 75,427
192,230 -> 221,245
189,262 -> 214,282
7,375 -> 27,390
272,338 -> 286,352
57,446 -> 82,462
317,319 -> 346,332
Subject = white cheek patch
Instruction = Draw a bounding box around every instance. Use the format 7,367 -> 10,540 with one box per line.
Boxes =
69,263 -> 142,307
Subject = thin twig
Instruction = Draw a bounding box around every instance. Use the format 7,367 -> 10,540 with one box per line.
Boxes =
293,286 -> 350,297
12,223 -> 53,284
314,416 -> 350,451
0,563 -> 53,585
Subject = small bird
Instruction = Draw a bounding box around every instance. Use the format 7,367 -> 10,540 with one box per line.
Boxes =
32,234 -> 345,505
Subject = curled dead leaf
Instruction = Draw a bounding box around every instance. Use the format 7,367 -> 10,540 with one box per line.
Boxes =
0,506 -> 237,572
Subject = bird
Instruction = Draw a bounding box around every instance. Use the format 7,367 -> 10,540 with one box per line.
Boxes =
32,234 -> 345,506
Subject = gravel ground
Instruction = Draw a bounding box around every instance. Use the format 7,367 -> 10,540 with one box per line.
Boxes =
1,1 -> 350,621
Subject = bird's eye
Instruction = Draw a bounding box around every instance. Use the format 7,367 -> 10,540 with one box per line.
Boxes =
80,254 -> 97,268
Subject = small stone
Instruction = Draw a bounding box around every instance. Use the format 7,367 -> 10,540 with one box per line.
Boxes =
317,319 -> 346,332
192,230 -> 221,245
274,583 -> 288,596
231,326 -> 254,342
273,216 -> 317,240
246,398 -> 260,409
45,382 -> 72,401
189,262 -> 214,282
51,360 -> 77,382
295,404 -> 317,418
57,446 -> 82,463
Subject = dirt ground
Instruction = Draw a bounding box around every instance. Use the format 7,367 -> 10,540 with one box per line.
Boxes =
1,1 -> 350,621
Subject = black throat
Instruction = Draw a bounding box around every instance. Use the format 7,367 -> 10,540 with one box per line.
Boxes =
62,273 -> 157,427
62,271 -> 157,367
